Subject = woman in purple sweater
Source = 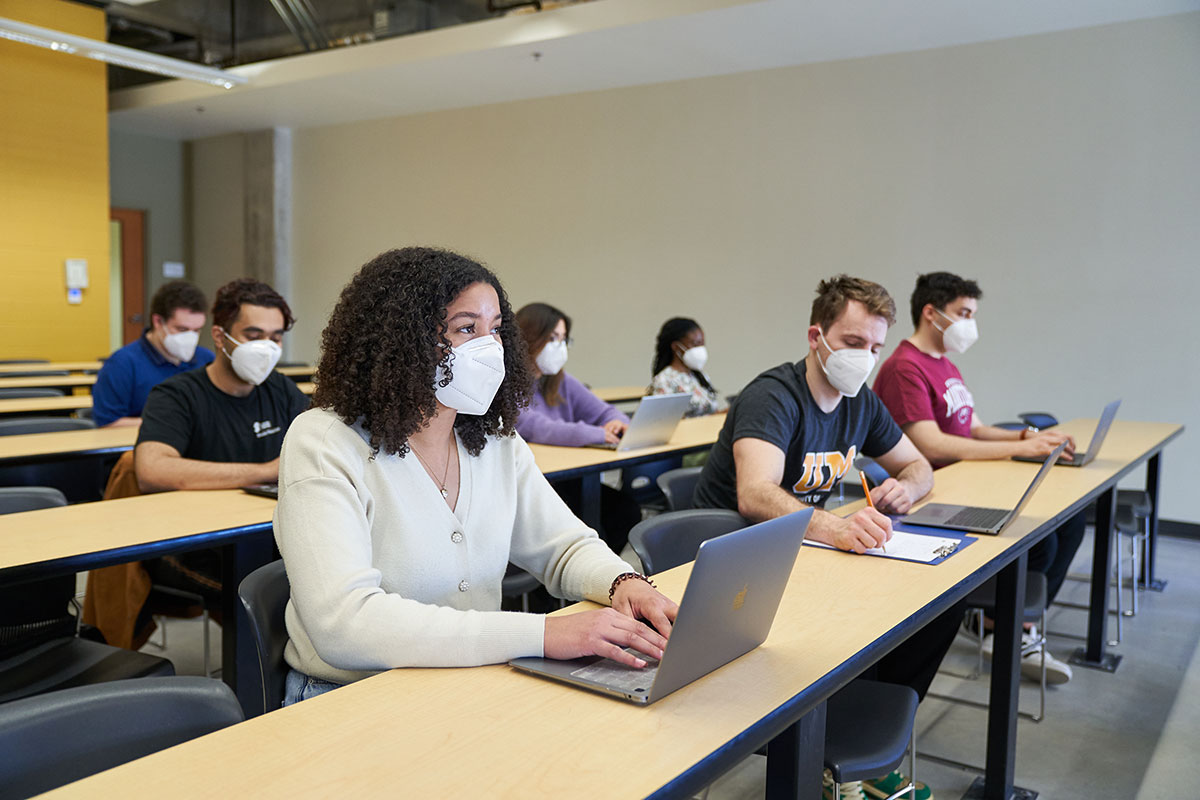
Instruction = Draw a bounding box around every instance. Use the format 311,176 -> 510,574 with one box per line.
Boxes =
515,302 -> 640,550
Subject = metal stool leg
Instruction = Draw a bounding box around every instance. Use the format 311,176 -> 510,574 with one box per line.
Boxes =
1110,534 -> 1123,646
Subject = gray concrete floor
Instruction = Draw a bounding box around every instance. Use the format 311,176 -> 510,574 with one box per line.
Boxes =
129,531 -> 1200,800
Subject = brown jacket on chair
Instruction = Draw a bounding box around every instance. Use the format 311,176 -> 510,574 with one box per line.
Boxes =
82,450 -> 156,649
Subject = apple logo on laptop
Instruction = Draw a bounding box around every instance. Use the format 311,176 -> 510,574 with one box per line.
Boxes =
732,584 -> 748,611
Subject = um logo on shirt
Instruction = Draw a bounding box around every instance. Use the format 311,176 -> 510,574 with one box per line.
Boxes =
791,445 -> 857,495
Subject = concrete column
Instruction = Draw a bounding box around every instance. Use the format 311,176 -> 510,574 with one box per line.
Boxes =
242,127 -> 294,358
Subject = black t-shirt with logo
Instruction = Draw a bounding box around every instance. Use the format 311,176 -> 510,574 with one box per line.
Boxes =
693,359 -> 903,511
137,366 -> 311,464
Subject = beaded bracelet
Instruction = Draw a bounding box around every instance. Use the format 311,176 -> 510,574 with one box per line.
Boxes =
608,571 -> 656,602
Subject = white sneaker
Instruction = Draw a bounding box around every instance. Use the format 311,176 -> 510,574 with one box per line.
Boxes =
980,629 -> 1073,685
822,771 -> 868,800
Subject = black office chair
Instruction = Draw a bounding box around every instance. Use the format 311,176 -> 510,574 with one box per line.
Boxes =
0,370 -> 70,379
0,416 -> 94,435
0,676 -> 243,797
0,487 -> 175,706
0,388 -> 66,399
237,559 -> 290,713
622,458 -> 679,509
0,416 -> 105,503
630,509 -> 920,799
627,508 -> 748,575
824,679 -> 918,800
655,466 -> 703,511
0,360 -> 49,364
1018,412 -> 1058,430
930,572 -> 1049,724
502,566 -> 543,613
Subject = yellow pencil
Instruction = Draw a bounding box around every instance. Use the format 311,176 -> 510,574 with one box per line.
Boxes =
861,472 -> 887,553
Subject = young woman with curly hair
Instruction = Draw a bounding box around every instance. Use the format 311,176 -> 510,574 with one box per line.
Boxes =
274,247 -> 676,705
649,317 -> 728,418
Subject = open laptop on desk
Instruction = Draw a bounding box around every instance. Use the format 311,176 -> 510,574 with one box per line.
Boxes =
899,440 -> 1067,535
510,507 -> 812,705
1012,399 -> 1120,467
586,392 -> 691,452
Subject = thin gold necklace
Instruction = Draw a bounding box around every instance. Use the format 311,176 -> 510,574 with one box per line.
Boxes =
410,432 -> 454,498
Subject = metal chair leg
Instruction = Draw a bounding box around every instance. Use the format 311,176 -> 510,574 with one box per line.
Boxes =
1110,534 -> 1123,646
1126,530 -> 1139,616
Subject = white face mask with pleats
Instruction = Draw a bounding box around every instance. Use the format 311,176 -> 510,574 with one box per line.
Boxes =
435,336 -> 506,415
933,308 -> 979,354
680,345 -> 708,372
221,329 -> 282,386
816,330 -> 877,398
162,329 -> 199,363
535,339 -> 569,376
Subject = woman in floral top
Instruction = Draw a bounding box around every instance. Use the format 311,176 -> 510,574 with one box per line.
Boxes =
649,317 -> 728,417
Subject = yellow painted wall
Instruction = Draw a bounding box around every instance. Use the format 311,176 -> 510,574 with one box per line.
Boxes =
0,0 -> 109,360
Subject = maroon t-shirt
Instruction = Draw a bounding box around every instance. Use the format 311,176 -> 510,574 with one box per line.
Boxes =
873,340 -> 975,468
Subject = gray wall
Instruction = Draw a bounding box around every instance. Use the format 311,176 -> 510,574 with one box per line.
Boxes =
192,13 -> 1200,520
108,130 -> 187,304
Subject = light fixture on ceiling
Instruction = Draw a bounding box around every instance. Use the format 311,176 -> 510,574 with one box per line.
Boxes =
0,15 -> 248,89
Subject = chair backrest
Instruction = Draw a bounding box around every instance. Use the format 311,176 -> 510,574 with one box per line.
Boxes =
0,359 -> 49,364
0,370 -> 70,378
0,388 -> 66,399
628,508 -> 750,575
854,457 -> 890,488
238,559 -> 291,713
655,466 -> 703,511
0,676 -> 243,797
0,486 -> 68,515
0,416 -> 95,436
1018,412 -> 1059,430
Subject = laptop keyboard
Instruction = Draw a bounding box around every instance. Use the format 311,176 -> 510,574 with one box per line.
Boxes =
571,649 -> 661,694
944,507 -> 1009,529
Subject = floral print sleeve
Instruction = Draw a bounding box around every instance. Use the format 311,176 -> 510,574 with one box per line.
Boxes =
650,367 -> 728,417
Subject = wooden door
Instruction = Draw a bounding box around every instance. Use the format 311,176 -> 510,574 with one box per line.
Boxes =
110,208 -> 146,345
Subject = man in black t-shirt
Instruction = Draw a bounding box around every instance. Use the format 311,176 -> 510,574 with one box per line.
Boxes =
694,276 -> 933,552
694,276 -> 955,800
134,278 -> 309,606
135,278 -> 309,493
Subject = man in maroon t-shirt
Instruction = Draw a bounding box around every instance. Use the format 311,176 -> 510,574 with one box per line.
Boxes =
873,271 -> 1083,684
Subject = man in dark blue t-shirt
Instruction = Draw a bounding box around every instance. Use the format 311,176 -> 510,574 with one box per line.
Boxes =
91,281 -> 215,427
694,275 -> 933,552
693,275 -> 953,800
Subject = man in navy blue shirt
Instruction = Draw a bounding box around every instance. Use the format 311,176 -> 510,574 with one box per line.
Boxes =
91,280 -> 214,427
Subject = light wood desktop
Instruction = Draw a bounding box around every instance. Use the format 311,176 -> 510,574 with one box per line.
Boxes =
0,374 -> 97,390
0,395 -> 92,417
17,418 -> 1181,799
0,361 -> 103,374
592,384 -> 647,404
36,425 -> 1128,800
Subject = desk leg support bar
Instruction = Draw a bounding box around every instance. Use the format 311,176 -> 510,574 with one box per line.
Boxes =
222,531 -> 277,718
1143,454 -> 1166,592
1071,487 -> 1122,673
766,702 -> 826,800
969,553 -> 1036,800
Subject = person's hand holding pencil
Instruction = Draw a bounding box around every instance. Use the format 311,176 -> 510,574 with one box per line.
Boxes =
861,472 -> 888,553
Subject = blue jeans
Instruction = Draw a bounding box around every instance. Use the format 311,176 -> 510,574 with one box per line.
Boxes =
282,668 -> 343,706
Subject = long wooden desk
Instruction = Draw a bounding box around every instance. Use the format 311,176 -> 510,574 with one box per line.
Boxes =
0,395 -> 93,417
0,361 -> 103,374
528,414 -> 724,529
31,425 -> 1121,799
13,418 -> 1180,799
593,384 -> 647,404
0,365 -> 313,391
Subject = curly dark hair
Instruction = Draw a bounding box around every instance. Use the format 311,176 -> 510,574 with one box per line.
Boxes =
211,278 -> 295,332
313,247 -> 532,458
652,317 -> 714,393
150,280 -> 207,322
910,271 -> 983,328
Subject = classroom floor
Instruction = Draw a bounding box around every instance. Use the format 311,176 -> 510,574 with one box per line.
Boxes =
134,530 -> 1200,800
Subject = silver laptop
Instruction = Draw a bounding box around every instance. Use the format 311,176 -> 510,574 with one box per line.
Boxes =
587,392 -> 691,451
900,440 -> 1067,535
1012,399 -> 1120,468
509,508 -> 813,705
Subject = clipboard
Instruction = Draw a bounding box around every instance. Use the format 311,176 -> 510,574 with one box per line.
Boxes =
802,522 -> 976,566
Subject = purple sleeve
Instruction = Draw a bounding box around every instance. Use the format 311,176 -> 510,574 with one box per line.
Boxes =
515,408 -> 609,447
558,373 -> 630,427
